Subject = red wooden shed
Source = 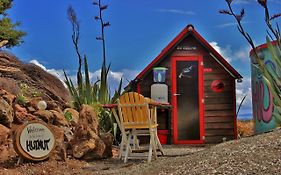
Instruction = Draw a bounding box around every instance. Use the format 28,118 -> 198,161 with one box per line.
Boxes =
127,25 -> 242,144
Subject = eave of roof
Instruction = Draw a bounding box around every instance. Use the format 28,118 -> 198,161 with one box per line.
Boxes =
135,24 -> 242,80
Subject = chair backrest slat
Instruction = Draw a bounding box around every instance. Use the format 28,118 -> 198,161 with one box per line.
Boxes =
139,94 -> 148,123
128,92 -> 136,122
124,93 -> 133,122
118,92 -> 149,125
131,92 -> 138,122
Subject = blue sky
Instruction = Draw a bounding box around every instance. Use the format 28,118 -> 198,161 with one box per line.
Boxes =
6,0 -> 281,119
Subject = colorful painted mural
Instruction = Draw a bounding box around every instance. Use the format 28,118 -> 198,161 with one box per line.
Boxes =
250,44 -> 281,133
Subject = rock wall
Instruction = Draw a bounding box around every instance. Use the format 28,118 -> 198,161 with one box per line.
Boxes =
0,87 -> 113,163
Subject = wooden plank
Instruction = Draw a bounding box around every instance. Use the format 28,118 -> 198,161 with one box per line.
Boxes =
205,110 -> 234,117
204,100 -> 235,110
204,87 -> 233,92
204,71 -> 231,75
138,93 -> 147,123
204,93 -> 233,99
125,92 -> 133,122
204,77 -> 232,81
204,84 -> 233,90
119,94 -> 129,122
204,97 -> 234,103
204,86 -> 233,92
204,98 -> 233,104
133,92 -> 142,123
204,80 -> 233,86
203,58 -> 222,65
203,77 -> 232,81
203,74 -> 232,80
205,122 -> 234,129
205,116 -> 234,123
202,69 -> 227,74
204,104 -> 233,110
205,129 -> 234,136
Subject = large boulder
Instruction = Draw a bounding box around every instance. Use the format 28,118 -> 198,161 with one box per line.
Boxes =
78,105 -> 99,134
0,51 -> 70,106
0,124 -> 10,143
49,125 -> 67,161
70,105 -> 113,161
100,132 -> 114,158
26,97 -> 43,111
0,89 -> 16,105
13,103 -> 37,124
33,110 -> 54,124
46,100 -> 63,113
51,110 -> 69,126
0,124 -> 16,162
14,111 -> 37,124
13,103 -> 27,113
0,98 -> 13,128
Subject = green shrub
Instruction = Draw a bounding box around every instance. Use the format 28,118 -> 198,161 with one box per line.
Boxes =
64,111 -> 73,122
16,94 -> 27,106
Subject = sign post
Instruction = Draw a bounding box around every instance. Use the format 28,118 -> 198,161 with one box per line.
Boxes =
13,121 -> 55,161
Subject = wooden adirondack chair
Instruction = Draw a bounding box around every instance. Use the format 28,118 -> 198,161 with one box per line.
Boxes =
116,92 -> 164,163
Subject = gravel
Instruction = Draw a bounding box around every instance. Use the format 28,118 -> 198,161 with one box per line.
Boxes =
1,128 -> 281,175
105,127 -> 281,175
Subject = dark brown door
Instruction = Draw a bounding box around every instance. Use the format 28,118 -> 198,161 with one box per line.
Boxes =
172,56 -> 204,144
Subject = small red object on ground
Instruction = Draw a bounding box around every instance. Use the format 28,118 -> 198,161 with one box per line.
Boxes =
157,130 -> 169,144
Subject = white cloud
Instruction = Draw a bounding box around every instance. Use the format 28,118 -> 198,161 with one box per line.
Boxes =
214,21 -> 251,28
30,59 -> 46,70
234,46 -> 251,62
233,0 -> 255,4
30,59 -> 65,81
209,42 -> 251,63
29,59 -> 139,93
215,22 -> 238,28
209,42 -> 232,62
156,9 -> 195,15
89,69 -> 138,83
87,69 -> 139,92
110,71 -> 123,80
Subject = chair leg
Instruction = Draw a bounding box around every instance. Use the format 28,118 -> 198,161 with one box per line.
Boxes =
151,130 -> 157,160
124,132 -> 132,163
132,129 -> 140,149
148,133 -> 153,163
147,129 -> 157,163
155,131 -> 165,156
119,133 -> 126,159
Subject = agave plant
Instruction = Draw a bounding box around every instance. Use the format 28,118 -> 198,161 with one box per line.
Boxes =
220,0 -> 281,126
64,4 -> 123,133
64,55 -> 123,132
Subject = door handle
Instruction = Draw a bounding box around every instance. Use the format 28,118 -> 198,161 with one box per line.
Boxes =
173,93 -> 181,96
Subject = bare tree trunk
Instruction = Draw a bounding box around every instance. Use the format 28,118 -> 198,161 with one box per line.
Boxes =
0,40 -> 8,48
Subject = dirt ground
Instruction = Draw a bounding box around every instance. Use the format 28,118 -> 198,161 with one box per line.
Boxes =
0,146 -> 205,175
1,128 -> 281,175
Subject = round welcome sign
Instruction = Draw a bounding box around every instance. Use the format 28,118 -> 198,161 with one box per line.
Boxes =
14,122 -> 55,161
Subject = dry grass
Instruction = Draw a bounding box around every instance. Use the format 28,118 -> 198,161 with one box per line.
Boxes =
237,119 -> 254,138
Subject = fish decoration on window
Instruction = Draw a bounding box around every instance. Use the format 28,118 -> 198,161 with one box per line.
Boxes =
179,65 -> 193,79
